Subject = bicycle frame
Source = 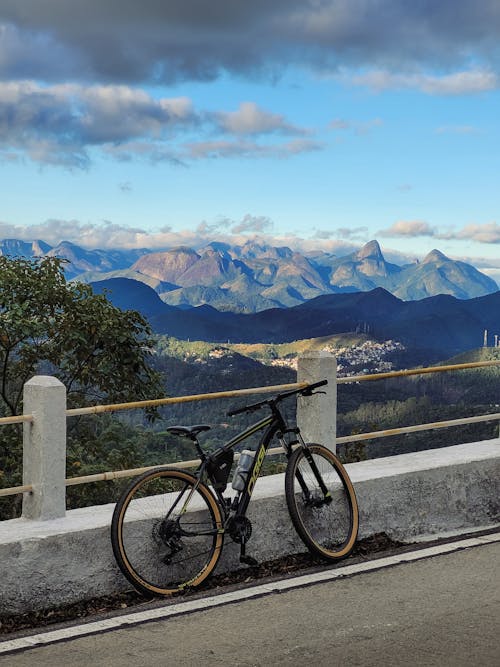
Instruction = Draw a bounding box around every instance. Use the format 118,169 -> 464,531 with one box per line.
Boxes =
199,402 -> 303,523
171,379 -> 329,541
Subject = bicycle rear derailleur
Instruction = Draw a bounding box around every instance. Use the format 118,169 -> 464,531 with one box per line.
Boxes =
227,516 -> 258,567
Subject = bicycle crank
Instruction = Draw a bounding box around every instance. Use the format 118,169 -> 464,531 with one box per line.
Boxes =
227,515 -> 252,544
227,516 -> 259,567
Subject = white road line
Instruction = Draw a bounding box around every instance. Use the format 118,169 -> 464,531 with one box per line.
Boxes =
1,531 -> 500,655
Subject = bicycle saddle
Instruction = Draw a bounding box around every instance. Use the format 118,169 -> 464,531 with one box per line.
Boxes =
166,425 -> 211,439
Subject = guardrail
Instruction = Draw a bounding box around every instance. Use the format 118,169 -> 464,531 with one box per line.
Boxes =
0,382 -> 308,499
0,382 -> 307,500
1,355 -> 499,519
0,415 -> 34,425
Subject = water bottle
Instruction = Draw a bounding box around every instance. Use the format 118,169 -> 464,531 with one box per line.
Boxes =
231,450 -> 255,492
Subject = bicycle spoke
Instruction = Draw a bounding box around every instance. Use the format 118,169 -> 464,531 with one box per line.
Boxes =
285,445 -> 358,560
111,469 -> 223,596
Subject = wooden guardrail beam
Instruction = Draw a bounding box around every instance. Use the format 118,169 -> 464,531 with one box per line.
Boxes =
338,360 -> 500,384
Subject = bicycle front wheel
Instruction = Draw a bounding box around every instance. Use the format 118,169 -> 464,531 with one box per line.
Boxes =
285,444 -> 358,561
111,468 -> 224,597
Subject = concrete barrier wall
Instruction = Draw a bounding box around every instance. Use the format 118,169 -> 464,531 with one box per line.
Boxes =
1,439 -> 499,616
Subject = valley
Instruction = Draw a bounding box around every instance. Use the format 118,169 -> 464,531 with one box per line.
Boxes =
3,236 -> 498,361
89,278 -> 500,361
151,338 -> 500,466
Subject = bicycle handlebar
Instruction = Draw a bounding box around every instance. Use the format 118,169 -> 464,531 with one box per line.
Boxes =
227,379 -> 328,417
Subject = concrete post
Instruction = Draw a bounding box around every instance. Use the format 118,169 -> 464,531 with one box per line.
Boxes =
22,376 -> 67,520
297,351 -> 337,453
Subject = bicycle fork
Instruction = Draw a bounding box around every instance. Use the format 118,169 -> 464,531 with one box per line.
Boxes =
282,429 -> 332,507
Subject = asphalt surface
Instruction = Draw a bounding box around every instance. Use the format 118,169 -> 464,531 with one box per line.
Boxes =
1,540 -> 499,666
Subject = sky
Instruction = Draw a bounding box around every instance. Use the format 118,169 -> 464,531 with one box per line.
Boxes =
0,1 -> 499,282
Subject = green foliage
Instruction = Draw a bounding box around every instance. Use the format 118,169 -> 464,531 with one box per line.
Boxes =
154,336 -> 224,361
0,256 -> 164,518
64,416 -> 193,509
337,380 -> 499,461
0,256 -> 162,413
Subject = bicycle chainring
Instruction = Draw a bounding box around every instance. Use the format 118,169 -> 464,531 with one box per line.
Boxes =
227,516 -> 252,544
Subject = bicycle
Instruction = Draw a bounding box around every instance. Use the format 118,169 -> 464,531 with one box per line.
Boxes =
111,380 -> 359,597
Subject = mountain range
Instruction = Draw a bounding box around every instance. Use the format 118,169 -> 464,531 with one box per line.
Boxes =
1,237 -> 497,310
2,235 -> 497,357
90,277 -> 500,358
0,239 -> 148,277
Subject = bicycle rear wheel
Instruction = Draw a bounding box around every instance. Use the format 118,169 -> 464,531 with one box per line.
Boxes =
111,468 -> 224,597
285,444 -> 358,561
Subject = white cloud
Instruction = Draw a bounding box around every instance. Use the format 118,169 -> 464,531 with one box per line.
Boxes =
329,119 -> 350,130
314,226 -> 369,241
195,215 -> 273,235
438,222 -> 500,244
1,218 -> 498,284
195,219 -> 233,236
186,138 -> 323,160
231,215 -> 273,234
379,219 -> 500,245
102,141 -> 187,167
0,216 -> 275,251
350,69 -> 499,95
0,80 -> 317,167
0,81 -> 196,167
379,220 -> 436,237
329,117 -> 383,135
0,218 -> 210,250
0,217 -> 365,255
215,102 -> 307,136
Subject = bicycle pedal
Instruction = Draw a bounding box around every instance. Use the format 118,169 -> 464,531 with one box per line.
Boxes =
240,554 -> 259,567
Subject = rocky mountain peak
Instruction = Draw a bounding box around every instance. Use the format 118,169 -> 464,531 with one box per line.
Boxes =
131,246 -> 201,282
32,240 -> 52,255
356,240 -> 384,261
422,249 -> 448,264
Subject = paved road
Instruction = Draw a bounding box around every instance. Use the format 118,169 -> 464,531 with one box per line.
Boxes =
2,541 -> 499,666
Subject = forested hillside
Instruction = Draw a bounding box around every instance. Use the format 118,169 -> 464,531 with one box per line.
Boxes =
152,343 -> 500,464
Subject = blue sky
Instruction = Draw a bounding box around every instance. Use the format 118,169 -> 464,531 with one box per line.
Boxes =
0,1 -> 499,281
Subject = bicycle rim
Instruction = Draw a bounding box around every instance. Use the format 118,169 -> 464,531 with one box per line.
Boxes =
285,444 -> 358,560
111,468 -> 224,596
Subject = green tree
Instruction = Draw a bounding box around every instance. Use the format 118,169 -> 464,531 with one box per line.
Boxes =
0,256 -> 164,517
0,256 -> 162,414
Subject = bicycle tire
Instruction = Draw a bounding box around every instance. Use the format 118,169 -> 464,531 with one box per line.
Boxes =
285,444 -> 358,561
111,467 -> 224,597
